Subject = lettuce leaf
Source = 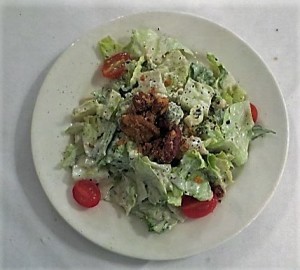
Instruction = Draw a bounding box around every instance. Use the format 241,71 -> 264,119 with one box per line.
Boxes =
158,49 -> 189,92
132,156 -> 172,205
204,101 -> 254,166
60,144 -> 77,168
205,152 -> 234,189
180,78 -> 215,128
180,78 -> 214,112
133,70 -> 167,95
81,116 -> 117,160
207,53 -> 247,105
124,29 -> 193,64
98,36 -> 122,59
132,201 -> 184,233
109,173 -> 137,215
171,150 -> 213,201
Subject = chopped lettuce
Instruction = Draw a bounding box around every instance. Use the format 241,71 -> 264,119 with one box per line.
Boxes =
180,78 -> 214,112
115,95 -> 132,120
92,89 -> 121,120
206,53 -> 228,79
129,56 -> 145,86
81,116 -> 117,161
167,186 -> 183,206
72,89 -> 121,122
180,78 -> 214,128
132,201 -> 184,233
60,144 -> 77,168
205,152 -> 234,189
72,99 -> 104,121
204,101 -> 254,166
133,70 -> 167,95
124,29 -> 193,65
71,163 -> 109,181
98,36 -> 122,59
132,156 -> 172,205
102,90 -> 122,120
100,134 -> 130,171
221,101 -> 254,165
65,122 -> 84,135
207,53 -> 247,105
109,173 -> 137,215
185,136 -> 209,155
158,49 -> 189,92
171,150 -> 213,201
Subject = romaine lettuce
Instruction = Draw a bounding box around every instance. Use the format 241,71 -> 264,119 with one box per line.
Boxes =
171,150 -> 213,201
205,152 -> 234,189
98,36 -> 122,59
124,29 -> 193,64
133,70 -> 167,95
132,156 -> 172,205
109,173 -> 137,215
158,49 -> 189,92
60,144 -> 77,168
207,53 -> 247,105
204,101 -> 254,166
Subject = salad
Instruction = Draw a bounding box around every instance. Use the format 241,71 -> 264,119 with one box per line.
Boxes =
61,29 -> 274,233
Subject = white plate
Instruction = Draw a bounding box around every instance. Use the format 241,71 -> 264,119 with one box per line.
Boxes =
31,12 -> 288,260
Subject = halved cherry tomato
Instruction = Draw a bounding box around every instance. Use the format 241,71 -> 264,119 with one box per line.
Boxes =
101,52 -> 131,79
72,179 -> 101,208
250,103 -> 258,123
181,195 -> 218,219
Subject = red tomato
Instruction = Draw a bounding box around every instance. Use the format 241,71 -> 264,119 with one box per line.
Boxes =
250,103 -> 258,123
101,52 -> 131,79
181,195 -> 218,219
72,180 -> 101,208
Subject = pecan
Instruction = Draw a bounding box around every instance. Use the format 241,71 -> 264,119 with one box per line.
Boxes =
152,95 -> 169,115
145,125 -> 182,164
120,90 -> 186,164
160,126 -> 182,163
120,114 -> 160,143
132,91 -> 154,113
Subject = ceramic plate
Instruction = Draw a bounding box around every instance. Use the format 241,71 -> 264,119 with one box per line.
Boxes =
31,12 -> 288,260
